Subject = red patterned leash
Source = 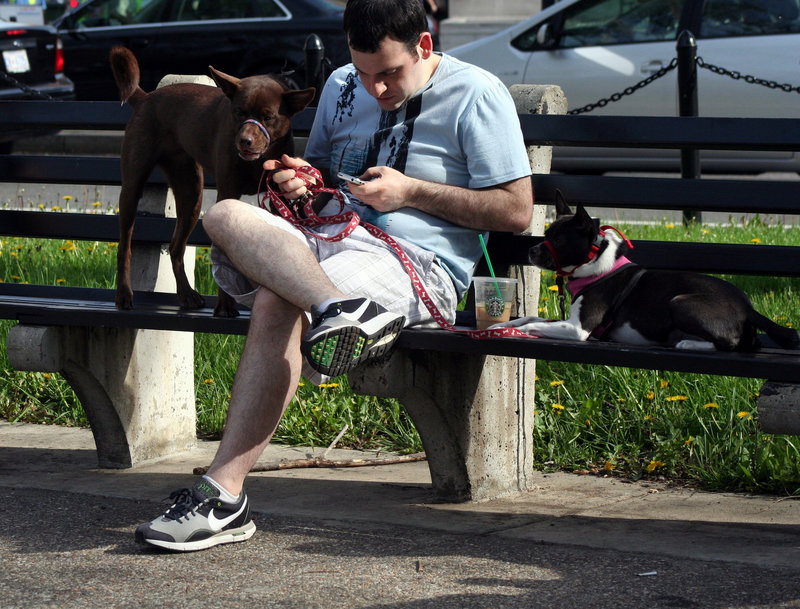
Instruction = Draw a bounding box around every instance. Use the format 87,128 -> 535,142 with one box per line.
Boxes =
259,166 -> 536,340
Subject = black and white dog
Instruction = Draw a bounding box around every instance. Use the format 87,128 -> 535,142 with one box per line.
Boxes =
500,192 -> 799,351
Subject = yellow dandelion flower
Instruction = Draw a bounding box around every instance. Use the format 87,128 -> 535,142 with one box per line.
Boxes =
645,391 -> 655,400
704,402 -> 719,409
547,285 -> 559,292
52,205 -> 62,212
93,201 -> 102,208
684,436 -> 694,445
550,380 -> 565,387
38,203 -> 44,210
617,398 -> 625,403
737,411 -> 752,419
644,414 -> 654,421
665,395 -> 688,402
660,380 -> 669,388
665,223 -> 675,229
751,238 -> 761,244
56,278 -> 66,285
604,460 -> 615,471
551,403 -> 565,411
43,373 -> 51,380
701,228 -> 710,235
63,195 -> 73,201
646,460 -> 665,472
204,378 -> 214,384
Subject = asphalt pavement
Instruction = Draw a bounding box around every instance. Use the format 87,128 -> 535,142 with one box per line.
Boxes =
1,421 -> 799,609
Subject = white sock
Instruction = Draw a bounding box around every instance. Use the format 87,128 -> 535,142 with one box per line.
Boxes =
202,475 -> 239,503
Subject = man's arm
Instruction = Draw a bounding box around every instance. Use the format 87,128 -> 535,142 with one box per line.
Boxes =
350,165 -> 534,233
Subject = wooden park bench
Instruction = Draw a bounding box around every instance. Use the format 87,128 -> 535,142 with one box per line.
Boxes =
1,81 -> 798,502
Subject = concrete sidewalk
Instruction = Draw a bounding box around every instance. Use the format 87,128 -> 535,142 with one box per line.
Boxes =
1,421 -> 799,608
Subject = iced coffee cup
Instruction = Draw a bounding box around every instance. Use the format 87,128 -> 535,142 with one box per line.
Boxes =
473,276 -> 517,330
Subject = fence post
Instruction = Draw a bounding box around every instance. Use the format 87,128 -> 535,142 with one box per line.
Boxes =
304,34 -> 325,106
677,30 -> 701,224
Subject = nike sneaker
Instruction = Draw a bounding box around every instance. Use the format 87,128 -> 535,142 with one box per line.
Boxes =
301,297 -> 405,377
135,479 -> 255,552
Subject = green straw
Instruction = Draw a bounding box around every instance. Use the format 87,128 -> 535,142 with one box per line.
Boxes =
478,234 -> 504,302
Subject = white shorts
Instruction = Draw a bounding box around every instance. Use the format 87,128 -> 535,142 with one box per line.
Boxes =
210,202 -> 459,383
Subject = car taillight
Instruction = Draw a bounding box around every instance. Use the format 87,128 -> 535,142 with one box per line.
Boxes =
55,37 -> 65,74
70,0 -> 79,6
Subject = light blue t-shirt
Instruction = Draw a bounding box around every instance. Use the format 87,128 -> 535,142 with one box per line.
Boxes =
304,53 -> 531,296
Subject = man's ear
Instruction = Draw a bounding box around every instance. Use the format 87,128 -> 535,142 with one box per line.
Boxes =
417,31 -> 435,58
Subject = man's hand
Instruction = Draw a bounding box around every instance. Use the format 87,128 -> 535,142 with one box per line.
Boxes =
348,165 -> 533,233
346,166 -> 410,212
263,154 -> 319,200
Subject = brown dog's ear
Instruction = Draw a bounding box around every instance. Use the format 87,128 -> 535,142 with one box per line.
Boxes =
208,66 -> 241,99
554,189 -> 572,217
281,88 -> 316,117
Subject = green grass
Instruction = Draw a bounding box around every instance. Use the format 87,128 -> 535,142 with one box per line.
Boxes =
0,210 -> 798,494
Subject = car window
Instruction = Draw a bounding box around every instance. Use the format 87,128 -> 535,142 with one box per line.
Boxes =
514,0 -> 682,51
71,0 -> 167,27
173,0 -> 255,21
700,0 -> 800,37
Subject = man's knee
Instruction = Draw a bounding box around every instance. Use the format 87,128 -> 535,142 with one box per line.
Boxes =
203,199 -> 244,243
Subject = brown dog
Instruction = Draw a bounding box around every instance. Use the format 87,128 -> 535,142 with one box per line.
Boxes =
109,46 -> 315,316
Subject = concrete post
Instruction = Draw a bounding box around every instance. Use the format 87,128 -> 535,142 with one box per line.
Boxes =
350,84 -> 566,502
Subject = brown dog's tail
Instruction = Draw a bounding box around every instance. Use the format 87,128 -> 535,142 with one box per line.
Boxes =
109,46 -> 146,106
749,309 -> 800,349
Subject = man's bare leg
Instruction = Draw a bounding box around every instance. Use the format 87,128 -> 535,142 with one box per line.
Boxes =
204,287 -> 305,496
203,198 -> 345,310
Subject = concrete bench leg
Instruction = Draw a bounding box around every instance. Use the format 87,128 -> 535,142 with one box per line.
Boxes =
7,324 -> 196,468
350,351 -> 536,502
757,382 -> 800,435
5,182 -> 198,468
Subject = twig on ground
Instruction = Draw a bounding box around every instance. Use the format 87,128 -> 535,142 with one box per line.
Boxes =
193,452 -> 427,475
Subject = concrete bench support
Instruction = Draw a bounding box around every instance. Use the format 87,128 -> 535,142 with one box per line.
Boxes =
350,84 -> 567,502
757,382 -> 800,436
7,181 -> 198,468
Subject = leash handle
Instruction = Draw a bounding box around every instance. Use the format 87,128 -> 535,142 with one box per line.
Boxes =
257,168 -> 536,340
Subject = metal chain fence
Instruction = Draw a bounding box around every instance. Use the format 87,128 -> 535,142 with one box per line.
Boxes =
0,69 -> 58,100
568,56 -> 800,115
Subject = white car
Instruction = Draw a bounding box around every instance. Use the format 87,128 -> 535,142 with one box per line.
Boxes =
449,0 -> 800,173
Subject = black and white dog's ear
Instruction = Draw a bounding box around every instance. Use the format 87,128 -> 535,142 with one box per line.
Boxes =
554,190 -> 572,217
574,204 -> 595,231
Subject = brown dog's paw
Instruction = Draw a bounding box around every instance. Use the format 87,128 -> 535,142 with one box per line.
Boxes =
178,288 -> 206,310
115,288 -> 134,310
213,289 -> 239,318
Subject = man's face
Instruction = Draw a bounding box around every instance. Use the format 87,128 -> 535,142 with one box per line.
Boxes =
350,35 -> 430,111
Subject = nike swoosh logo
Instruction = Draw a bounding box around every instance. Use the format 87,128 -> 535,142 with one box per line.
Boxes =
207,496 -> 247,531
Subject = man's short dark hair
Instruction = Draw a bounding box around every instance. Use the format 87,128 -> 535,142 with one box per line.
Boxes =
344,0 -> 428,54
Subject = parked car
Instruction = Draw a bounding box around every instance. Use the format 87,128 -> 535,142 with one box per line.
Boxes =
1,18 -> 75,151
449,0 -> 800,173
51,0 -> 351,100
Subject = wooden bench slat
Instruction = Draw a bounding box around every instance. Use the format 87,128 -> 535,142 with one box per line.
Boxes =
520,115 -> 800,150
0,283 -> 796,382
533,174 -> 800,214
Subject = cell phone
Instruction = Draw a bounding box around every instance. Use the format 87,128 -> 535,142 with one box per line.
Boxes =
336,171 -> 367,185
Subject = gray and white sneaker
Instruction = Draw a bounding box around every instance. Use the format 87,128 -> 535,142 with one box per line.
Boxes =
135,479 -> 255,552
301,297 -> 405,377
